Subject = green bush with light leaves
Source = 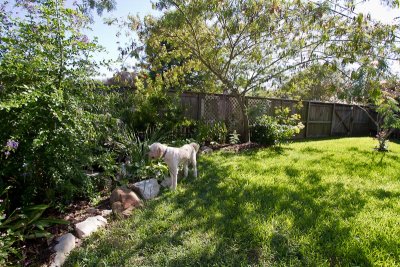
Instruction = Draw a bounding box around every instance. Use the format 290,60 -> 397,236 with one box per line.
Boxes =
251,107 -> 304,146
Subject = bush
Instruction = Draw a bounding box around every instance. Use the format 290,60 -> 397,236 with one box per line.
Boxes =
229,130 -> 240,145
128,74 -> 184,133
196,121 -> 228,145
113,127 -> 169,183
251,108 -> 304,146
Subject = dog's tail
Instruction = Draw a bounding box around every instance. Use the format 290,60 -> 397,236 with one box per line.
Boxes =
190,142 -> 200,153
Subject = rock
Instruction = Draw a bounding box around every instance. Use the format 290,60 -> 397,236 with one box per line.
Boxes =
111,201 -> 124,216
100,209 -> 113,217
161,177 -> 172,188
75,216 -> 107,239
110,187 -> 143,209
200,146 -> 213,154
133,179 -> 160,200
110,187 -> 143,217
86,207 -> 98,214
50,233 -> 76,267
122,206 -> 135,217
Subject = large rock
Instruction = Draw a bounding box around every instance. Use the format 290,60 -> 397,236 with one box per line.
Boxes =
200,146 -> 213,154
50,233 -> 76,267
133,179 -> 160,200
75,216 -> 107,239
110,187 -> 143,217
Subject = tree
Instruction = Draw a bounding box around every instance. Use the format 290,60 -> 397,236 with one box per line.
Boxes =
274,63 -> 347,101
350,62 -> 400,151
128,0 -> 400,141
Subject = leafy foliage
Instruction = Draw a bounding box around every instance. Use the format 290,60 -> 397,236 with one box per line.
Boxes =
127,74 -> 184,132
274,64 -> 347,101
125,0 -> 400,141
229,130 -> 240,145
196,121 -> 228,145
0,187 -> 67,265
251,108 -> 304,146
0,0 -> 108,207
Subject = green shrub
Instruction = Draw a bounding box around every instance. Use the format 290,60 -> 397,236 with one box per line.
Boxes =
196,121 -> 228,144
0,1 -> 112,208
229,130 -> 241,145
251,107 -> 304,146
129,75 -> 184,133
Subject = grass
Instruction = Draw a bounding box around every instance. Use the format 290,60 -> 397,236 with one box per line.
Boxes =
65,137 -> 400,267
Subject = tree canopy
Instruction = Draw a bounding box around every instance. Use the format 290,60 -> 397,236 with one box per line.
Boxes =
126,0 -> 400,140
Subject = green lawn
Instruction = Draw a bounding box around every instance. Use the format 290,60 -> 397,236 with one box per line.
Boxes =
65,137 -> 400,267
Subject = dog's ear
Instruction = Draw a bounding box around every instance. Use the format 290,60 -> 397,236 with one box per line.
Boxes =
157,147 -> 162,157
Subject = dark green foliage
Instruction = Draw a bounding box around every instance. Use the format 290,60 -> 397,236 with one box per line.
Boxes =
116,75 -> 184,133
251,116 -> 279,146
0,187 -> 68,265
196,121 -> 228,145
0,0 -> 107,208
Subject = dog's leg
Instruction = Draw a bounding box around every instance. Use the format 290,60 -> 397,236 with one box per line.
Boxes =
183,162 -> 188,178
170,166 -> 178,190
192,158 -> 197,178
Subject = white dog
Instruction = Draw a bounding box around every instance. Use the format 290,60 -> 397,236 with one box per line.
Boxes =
148,142 -> 200,190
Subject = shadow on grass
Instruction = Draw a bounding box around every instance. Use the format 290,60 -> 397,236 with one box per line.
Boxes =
133,155 -> 370,266
146,156 -> 370,266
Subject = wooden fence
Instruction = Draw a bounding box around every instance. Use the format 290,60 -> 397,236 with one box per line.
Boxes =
173,91 -> 375,139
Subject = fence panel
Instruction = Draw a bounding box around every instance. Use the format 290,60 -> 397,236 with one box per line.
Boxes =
352,106 -> 375,136
307,103 -> 333,137
173,91 -> 374,140
331,104 -> 353,136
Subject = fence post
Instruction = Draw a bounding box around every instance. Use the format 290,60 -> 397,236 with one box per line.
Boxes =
196,93 -> 202,121
305,101 -> 311,138
330,103 -> 336,136
349,106 -> 354,136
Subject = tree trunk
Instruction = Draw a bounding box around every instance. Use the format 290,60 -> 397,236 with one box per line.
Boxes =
234,93 -> 250,143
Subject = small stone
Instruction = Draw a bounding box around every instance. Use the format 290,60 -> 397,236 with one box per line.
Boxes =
86,207 -> 98,214
100,209 -> 113,217
133,178 -> 160,200
75,216 -> 107,239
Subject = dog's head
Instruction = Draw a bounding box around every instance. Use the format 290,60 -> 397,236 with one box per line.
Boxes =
148,142 -> 165,159
190,142 -> 200,153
